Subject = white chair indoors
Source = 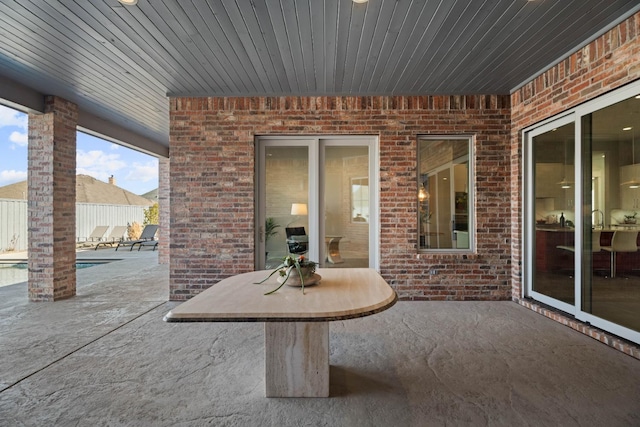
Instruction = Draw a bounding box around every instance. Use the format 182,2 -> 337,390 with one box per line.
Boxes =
557,230 -> 602,253
601,230 -> 638,278
556,230 -> 602,275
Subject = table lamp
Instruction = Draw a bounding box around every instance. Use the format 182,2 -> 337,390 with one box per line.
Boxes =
291,203 -> 308,216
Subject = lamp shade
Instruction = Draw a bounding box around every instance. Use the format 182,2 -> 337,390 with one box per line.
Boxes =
291,203 -> 308,216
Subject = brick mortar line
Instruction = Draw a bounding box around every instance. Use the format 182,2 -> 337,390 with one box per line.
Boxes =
0,301 -> 166,394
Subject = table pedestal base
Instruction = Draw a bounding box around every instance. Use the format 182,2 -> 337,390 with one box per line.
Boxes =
264,322 -> 329,397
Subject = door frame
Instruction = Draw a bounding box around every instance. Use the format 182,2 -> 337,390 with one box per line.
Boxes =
523,113 -> 577,315
522,79 -> 640,345
255,135 -> 380,270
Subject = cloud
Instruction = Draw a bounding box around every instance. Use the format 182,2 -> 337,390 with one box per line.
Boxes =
9,131 -> 28,147
126,160 -> 159,183
0,105 -> 28,130
0,169 -> 28,184
76,149 -> 127,181
110,143 -> 119,150
1,106 -> 28,148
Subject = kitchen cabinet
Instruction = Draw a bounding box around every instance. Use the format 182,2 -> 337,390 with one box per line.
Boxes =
536,228 -> 640,274
619,164 -> 640,210
535,228 -> 574,272
535,163 -> 574,207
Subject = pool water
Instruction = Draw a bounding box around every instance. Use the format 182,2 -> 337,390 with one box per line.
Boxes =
0,262 -> 103,288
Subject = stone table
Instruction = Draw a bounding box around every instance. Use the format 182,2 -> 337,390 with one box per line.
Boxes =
164,268 -> 397,397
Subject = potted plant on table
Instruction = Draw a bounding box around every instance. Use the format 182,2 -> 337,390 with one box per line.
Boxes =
624,212 -> 637,224
255,255 -> 319,295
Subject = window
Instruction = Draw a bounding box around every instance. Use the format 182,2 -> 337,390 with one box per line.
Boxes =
418,136 -> 472,251
351,177 -> 369,223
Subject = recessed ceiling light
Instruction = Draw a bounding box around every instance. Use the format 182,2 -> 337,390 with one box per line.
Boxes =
353,0 -> 369,3
118,0 -> 138,5
636,95 -> 640,99
623,127 -> 633,131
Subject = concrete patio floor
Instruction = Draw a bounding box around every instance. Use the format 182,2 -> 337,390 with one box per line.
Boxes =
0,249 -> 639,426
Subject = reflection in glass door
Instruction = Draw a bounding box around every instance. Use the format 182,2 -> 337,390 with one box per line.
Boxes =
526,85 -> 640,345
531,121 -> 576,307
256,137 -> 377,270
581,94 -> 640,334
261,144 -> 309,268
324,145 -> 370,268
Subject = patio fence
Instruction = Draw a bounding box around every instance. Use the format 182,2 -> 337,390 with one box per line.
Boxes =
0,199 -> 148,252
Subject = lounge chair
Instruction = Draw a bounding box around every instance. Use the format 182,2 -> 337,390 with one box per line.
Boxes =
76,226 -> 109,248
137,240 -> 159,251
94,226 -> 128,250
116,224 -> 159,251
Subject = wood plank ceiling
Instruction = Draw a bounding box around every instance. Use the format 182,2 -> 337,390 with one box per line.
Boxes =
0,0 -> 638,150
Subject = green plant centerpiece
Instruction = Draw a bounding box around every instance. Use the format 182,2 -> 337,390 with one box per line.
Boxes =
624,212 -> 637,224
255,255 -> 319,295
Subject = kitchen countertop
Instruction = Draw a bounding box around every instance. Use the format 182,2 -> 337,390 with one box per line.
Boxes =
536,226 -> 639,232
536,226 -> 574,231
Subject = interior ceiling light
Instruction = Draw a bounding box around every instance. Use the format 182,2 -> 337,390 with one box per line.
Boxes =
118,0 -> 138,5
353,0 -> 369,3
557,138 -> 573,189
557,179 -> 572,189
623,127 -> 633,131
621,128 -> 640,189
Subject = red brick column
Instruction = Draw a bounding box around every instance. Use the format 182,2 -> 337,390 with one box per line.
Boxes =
158,156 -> 170,265
28,96 -> 78,301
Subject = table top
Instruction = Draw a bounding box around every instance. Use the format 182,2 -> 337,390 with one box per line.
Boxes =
163,268 -> 397,323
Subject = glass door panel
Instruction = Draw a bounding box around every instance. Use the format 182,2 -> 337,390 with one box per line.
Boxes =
263,145 -> 309,268
324,146 -> 370,268
532,122 -> 576,305
581,95 -> 640,333
257,136 -> 377,271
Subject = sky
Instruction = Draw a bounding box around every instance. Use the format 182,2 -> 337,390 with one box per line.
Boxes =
0,105 -> 158,195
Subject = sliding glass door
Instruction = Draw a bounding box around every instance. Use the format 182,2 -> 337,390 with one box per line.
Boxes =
259,142 -> 310,268
581,95 -> 640,334
525,82 -> 640,345
256,136 -> 378,270
529,119 -> 576,310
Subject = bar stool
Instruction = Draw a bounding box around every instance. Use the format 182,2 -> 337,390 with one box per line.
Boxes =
601,230 -> 639,278
557,230 -> 602,253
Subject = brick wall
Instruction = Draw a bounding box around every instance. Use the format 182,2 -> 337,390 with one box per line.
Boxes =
28,96 -> 78,301
169,95 -> 511,301
510,12 -> 640,359
510,11 -> 640,300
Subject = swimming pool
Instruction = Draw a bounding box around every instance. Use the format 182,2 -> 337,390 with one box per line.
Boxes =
0,262 -> 109,287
